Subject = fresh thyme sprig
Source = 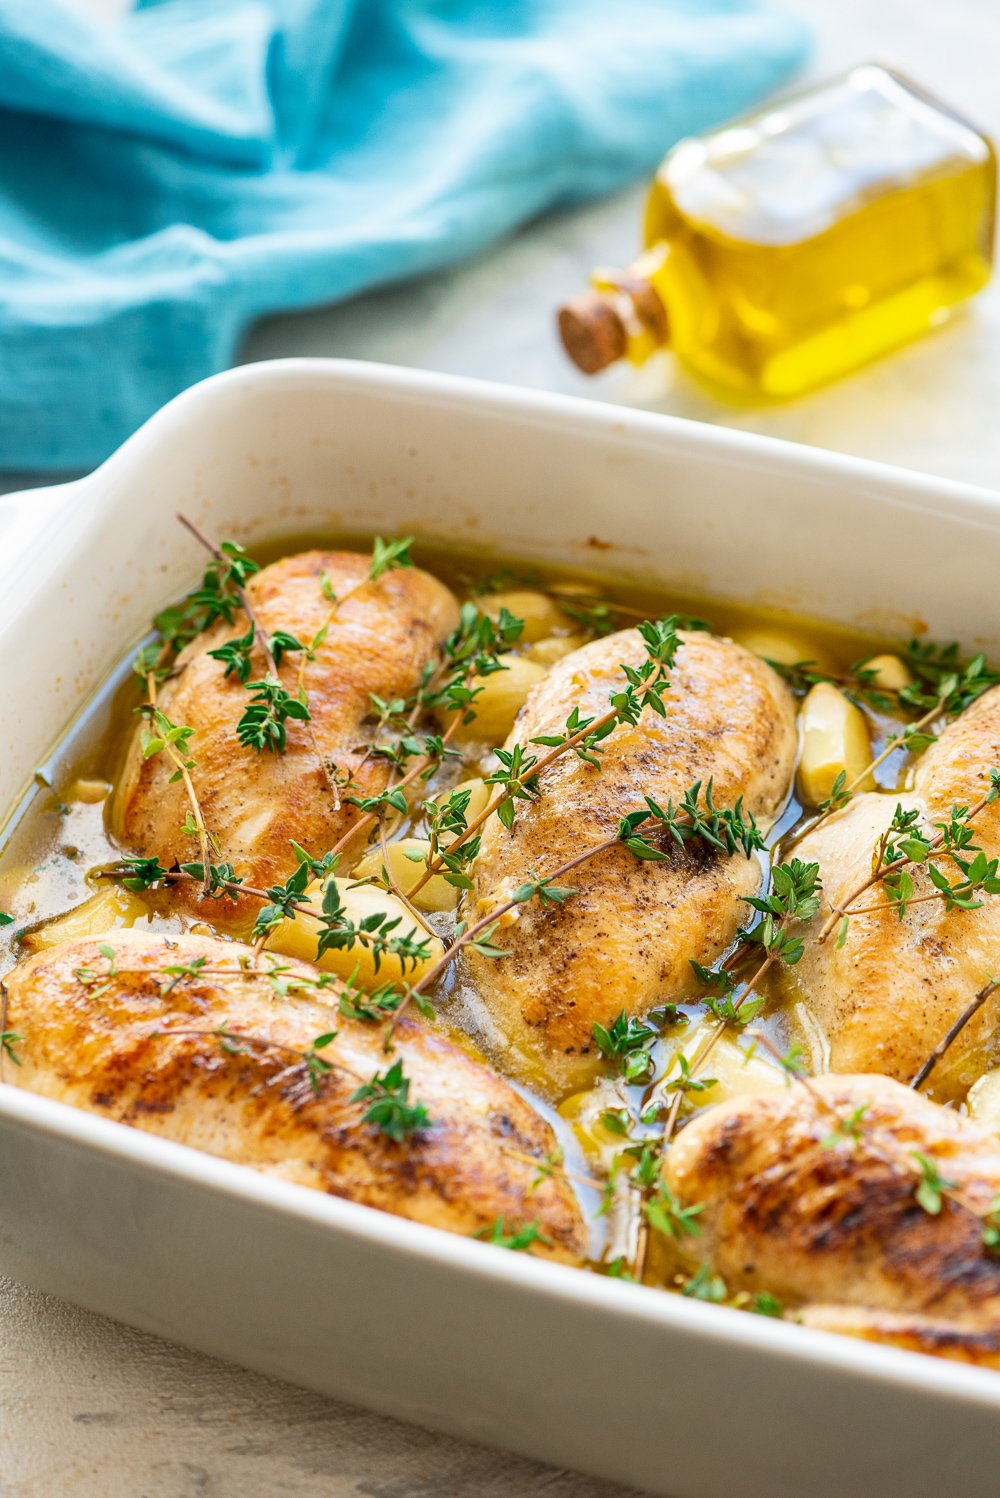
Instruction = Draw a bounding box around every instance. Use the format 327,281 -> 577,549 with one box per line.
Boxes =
287,538 -> 415,807
911,1151 -> 958,1215
249,858 -> 323,939
118,1003 -> 430,1141
327,604 -> 525,921
790,646 -> 1000,835
628,1144 -> 704,1243
421,601 -> 526,722
474,1217 -> 553,1252
405,616 -> 686,900
818,1102 -> 871,1151
769,640 -> 999,719
176,517 -> 316,758
177,514 -> 280,672
324,617 -> 500,904
235,676 -> 312,754
154,1022 -> 426,1139
369,537 -> 415,581
307,605 -> 521,882
145,530 -> 260,663
315,878 -> 435,976
0,959 -> 13,1081
681,1263 -> 728,1303
617,780 -> 765,861
179,522 -> 406,819
982,1199 -> 1000,1255
207,624 -> 306,685
741,858 -> 823,967
137,684 -> 213,895
72,941 -> 119,1000
592,1012 -> 659,1084
206,624 -> 257,684
818,770 -> 1000,943
103,851 -> 432,978
138,706 -> 196,773
901,642 -> 1000,715
619,858 -> 822,1281
131,518 -> 279,891
680,859 -> 822,1039
419,785 -> 483,894
555,595 -> 708,640
349,1059 -> 429,1142
1,1028 -> 22,1066
387,783 -> 762,1043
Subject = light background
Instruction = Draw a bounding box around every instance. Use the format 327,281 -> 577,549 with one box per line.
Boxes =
2,3 -> 997,1494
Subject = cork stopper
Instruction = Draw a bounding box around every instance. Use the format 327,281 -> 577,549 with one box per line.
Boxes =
558,279 -> 669,375
558,292 -> 628,375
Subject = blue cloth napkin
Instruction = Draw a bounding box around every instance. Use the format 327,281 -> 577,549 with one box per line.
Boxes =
0,0 -> 809,471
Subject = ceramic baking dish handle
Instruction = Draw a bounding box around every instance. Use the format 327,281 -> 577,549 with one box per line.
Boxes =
0,480 -> 85,619
0,480 -> 82,569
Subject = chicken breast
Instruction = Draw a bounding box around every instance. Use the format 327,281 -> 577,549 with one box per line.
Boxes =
798,1305 -> 1000,1368
666,1074 -> 1000,1365
116,551 -> 459,923
467,629 -> 797,1095
1,932 -> 586,1261
790,686 -> 1000,1087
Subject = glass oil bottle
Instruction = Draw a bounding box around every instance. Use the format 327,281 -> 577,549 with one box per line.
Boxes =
558,65 -> 996,399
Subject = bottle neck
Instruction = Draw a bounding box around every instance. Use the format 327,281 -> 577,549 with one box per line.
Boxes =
558,244 -> 671,375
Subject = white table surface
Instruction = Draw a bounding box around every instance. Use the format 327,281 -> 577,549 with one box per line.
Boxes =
2,2 -> 998,1494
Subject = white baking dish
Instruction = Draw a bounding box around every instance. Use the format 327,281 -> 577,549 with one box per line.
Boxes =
3,360 -> 1000,1498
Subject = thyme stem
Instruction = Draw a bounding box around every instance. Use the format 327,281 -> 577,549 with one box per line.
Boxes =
910,976 -> 1000,1091
178,513 -> 352,813
795,696 -> 946,848
178,513 -> 279,677
817,781 -> 999,942
144,669 -> 212,896
326,707 -> 465,865
405,700 -> 632,902
386,832 -> 623,1043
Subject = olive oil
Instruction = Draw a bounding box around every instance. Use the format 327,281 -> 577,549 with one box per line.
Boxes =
559,65 -> 996,398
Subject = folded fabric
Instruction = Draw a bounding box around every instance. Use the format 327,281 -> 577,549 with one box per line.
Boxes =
0,0 -> 809,471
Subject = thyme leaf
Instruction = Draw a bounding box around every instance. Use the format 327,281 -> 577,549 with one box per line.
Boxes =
350,1059 -> 429,1141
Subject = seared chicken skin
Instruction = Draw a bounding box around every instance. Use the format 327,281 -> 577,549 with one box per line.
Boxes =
791,686 -> 1000,1086
467,630 -> 797,1095
2,932 -> 586,1261
666,1074 -> 1000,1366
116,551 -> 459,922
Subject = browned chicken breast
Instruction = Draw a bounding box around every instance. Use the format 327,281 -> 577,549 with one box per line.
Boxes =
666,1074 -> 1000,1366
116,551 -> 459,922
2,932 -> 586,1261
467,629 -> 797,1096
797,1305 -> 1000,1368
791,686 -> 1000,1086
